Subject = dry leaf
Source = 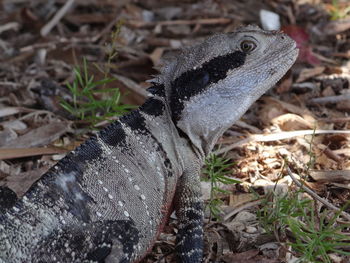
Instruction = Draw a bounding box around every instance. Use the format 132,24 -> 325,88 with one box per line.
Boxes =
2,122 -> 71,148
271,113 -> 315,131
1,166 -> 49,197
296,66 -> 325,83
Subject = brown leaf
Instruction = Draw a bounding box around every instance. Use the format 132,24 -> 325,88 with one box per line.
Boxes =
2,122 -> 71,148
1,166 -> 49,197
275,73 -> 293,94
271,113 -> 314,131
296,66 -> 325,83
228,193 -> 256,207
262,97 -> 314,119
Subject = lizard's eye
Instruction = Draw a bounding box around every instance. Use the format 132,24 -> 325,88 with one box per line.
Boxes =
240,40 -> 257,53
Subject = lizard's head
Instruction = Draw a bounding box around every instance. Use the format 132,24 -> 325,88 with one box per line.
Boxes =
159,25 -> 298,158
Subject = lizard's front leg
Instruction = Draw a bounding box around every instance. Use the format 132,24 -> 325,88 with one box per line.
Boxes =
174,168 -> 204,263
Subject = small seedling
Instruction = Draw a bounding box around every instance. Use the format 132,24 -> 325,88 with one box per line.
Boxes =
94,20 -> 124,82
260,188 -> 350,262
257,126 -> 350,262
202,153 -> 240,220
60,58 -> 134,125
61,21 -> 134,126
258,162 -> 350,262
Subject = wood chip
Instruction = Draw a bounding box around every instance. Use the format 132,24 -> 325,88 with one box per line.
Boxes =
309,170 -> 350,182
0,147 -> 67,160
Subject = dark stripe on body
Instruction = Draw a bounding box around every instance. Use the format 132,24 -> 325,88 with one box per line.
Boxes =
146,83 -> 165,97
121,109 -> 174,177
0,186 -> 18,211
176,200 -> 203,262
140,97 -> 165,117
23,135 -> 105,222
37,124 -> 124,221
100,121 -> 126,147
120,110 -> 148,135
169,51 -> 246,122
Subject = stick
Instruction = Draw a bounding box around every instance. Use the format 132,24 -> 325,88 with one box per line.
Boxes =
214,129 -> 350,155
112,74 -> 149,98
128,18 -> 231,28
286,167 -> 350,221
40,0 -> 75,37
309,94 -> 350,104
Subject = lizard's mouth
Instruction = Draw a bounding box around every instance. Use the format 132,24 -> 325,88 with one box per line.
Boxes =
274,44 -> 299,68
287,47 -> 299,63
272,33 -> 299,64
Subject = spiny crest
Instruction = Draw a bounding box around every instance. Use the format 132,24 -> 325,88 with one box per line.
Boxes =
236,24 -> 262,32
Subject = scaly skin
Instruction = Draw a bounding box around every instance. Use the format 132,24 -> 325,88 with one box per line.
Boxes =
0,25 -> 298,263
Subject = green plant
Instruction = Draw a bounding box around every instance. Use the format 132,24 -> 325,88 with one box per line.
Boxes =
61,21 -> 134,125
202,154 -> 240,220
258,178 -> 350,262
305,128 -> 316,174
60,57 -> 134,125
94,20 -> 123,82
288,206 -> 350,262
328,0 -> 350,20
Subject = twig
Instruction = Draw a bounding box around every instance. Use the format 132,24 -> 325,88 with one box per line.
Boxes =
320,116 -> 350,123
112,73 -> 149,98
309,94 -> 350,105
214,129 -> 350,155
0,147 -> 67,160
40,0 -> 75,37
0,22 -> 19,34
235,120 -> 262,133
286,167 -> 350,222
92,15 -> 122,43
0,82 -> 21,87
128,18 -> 231,28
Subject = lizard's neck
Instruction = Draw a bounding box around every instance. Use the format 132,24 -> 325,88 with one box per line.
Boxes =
176,120 -> 229,161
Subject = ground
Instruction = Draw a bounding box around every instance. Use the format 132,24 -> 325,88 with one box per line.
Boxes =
0,0 -> 350,262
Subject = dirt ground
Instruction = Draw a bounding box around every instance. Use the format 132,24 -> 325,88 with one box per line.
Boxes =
0,0 -> 350,262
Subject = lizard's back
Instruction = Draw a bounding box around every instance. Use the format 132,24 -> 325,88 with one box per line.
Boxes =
0,97 -> 185,262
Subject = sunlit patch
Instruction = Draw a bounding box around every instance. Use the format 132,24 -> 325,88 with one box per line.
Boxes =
55,171 -> 76,193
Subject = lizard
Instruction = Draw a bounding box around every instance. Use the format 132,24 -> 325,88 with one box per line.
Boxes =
0,25 -> 298,263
